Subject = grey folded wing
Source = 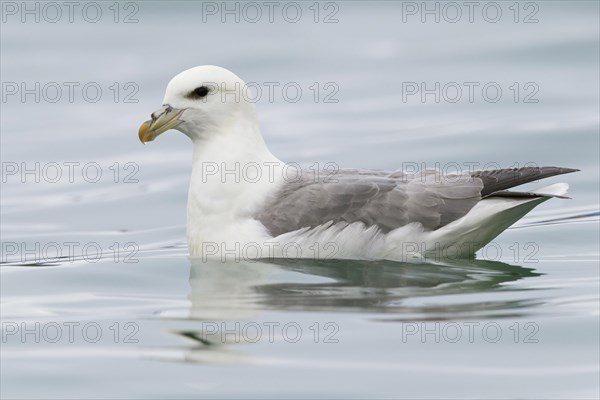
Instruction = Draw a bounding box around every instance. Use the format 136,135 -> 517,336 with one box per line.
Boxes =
255,169 -> 483,236
254,166 -> 579,236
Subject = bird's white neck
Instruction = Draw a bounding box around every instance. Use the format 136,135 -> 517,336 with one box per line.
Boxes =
186,119 -> 285,255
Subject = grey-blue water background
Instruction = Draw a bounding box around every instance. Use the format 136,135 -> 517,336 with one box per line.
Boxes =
1,1 -> 599,398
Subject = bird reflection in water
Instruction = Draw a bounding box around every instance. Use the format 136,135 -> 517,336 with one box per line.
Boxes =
155,257 -> 541,364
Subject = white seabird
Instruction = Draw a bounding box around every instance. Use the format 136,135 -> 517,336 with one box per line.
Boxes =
138,65 -> 578,261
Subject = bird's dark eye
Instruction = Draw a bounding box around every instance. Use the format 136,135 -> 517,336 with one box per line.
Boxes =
190,86 -> 210,98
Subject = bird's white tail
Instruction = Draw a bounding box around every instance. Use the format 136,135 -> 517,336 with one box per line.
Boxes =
424,183 -> 570,257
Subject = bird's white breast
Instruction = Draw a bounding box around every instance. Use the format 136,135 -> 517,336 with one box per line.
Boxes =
186,130 -> 286,257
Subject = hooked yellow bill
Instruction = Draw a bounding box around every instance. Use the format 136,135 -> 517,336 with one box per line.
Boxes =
138,105 -> 184,144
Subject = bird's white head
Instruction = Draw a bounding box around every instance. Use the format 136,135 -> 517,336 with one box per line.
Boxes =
138,65 -> 258,144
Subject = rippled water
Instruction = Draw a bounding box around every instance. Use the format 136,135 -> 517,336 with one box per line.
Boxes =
1,1 -> 599,398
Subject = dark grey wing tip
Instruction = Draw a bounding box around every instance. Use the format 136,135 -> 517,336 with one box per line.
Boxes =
475,166 -> 579,197
539,166 -> 580,175
552,167 -> 580,174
